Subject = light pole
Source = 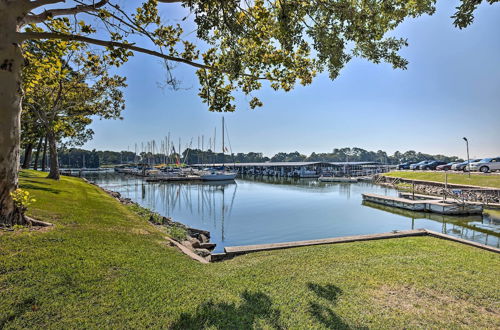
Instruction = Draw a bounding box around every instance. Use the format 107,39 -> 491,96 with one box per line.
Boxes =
463,137 -> 470,178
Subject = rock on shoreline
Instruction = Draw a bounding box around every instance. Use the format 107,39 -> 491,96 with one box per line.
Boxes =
376,175 -> 500,204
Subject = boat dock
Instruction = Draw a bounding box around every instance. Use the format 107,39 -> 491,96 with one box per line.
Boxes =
192,161 -> 392,178
362,193 -> 483,215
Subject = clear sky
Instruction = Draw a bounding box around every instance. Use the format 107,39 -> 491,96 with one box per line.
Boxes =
83,1 -> 500,159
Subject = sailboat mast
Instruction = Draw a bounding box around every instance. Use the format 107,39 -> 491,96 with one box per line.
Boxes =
222,116 -> 225,167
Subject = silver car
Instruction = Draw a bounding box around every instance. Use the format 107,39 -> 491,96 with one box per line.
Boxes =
469,157 -> 500,173
451,159 -> 481,171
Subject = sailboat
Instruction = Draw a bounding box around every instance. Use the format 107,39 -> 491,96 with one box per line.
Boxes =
200,170 -> 237,181
200,117 -> 238,181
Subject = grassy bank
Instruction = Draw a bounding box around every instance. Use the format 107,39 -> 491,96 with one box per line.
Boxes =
384,171 -> 500,188
1,170 -> 499,328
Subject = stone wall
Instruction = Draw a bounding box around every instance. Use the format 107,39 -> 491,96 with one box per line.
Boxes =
376,175 -> 500,204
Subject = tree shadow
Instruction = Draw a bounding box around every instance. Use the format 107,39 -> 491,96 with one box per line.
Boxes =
170,290 -> 282,329
19,171 -> 40,178
308,283 -> 360,329
22,179 -> 50,186
19,183 -> 61,194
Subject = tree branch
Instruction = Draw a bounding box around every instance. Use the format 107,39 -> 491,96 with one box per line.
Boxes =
23,0 -> 108,25
17,31 -> 268,80
27,0 -> 66,10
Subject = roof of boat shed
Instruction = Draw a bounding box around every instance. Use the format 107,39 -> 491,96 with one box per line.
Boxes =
192,161 -> 380,167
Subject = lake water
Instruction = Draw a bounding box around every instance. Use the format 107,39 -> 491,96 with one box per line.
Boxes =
83,173 -> 500,252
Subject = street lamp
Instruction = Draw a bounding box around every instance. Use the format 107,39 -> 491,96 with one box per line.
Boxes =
463,137 -> 470,178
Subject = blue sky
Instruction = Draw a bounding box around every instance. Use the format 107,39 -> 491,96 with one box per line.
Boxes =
83,1 -> 500,159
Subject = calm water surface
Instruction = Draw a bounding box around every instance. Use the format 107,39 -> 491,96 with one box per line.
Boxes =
84,173 -> 500,252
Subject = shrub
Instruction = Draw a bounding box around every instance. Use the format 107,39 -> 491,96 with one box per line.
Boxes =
10,188 -> 36,213
167,226 -> 187,242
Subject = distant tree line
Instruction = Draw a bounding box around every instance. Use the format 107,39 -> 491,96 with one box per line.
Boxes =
21,147 -> 461,168
184,147 -> 462,165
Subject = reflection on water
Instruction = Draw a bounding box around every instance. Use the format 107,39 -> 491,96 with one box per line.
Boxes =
84,173 -> 500,252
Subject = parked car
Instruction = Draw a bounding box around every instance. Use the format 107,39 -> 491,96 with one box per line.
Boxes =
410,160 -> 434,170
469,157 -> 500,173
421,161 -> 447,170
451,159 -> 481,171
397,162 -> 412,170
436,162 -> 459,171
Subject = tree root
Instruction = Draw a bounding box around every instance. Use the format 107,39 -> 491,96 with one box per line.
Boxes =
25,216 -> 53,227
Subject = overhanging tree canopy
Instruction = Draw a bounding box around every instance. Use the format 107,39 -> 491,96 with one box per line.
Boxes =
22,23 -> 126,180
0,0 -> 497,226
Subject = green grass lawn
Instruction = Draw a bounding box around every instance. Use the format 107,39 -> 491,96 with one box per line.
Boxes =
384,171 -> 500,188
1,170 -> 499,328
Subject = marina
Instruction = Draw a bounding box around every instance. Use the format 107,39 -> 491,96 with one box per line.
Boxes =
112,161 -> 390,181
191,161 -> 391,178
83,172 -> 500,253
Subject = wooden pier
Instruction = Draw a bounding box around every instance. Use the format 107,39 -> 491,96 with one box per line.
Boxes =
362,193 -> 483,215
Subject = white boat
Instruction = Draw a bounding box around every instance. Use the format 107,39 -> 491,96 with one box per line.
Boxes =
200,117 -> 237,182
318,176 -> 358,183
200,170 -> 237,181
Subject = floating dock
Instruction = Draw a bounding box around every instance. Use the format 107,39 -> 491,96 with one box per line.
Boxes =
362,193 -> 483,215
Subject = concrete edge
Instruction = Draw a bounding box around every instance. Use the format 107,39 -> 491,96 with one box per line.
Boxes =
223,229 -> 428,256
424,229 -> 500,254
212,228 -> 499,262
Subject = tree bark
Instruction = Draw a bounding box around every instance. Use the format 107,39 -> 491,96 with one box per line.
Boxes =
33,136 -> 43,171
0,3 -> 29,226
21,142 -> 33,169
46,131 -> 60,180
41,135 -> 48,172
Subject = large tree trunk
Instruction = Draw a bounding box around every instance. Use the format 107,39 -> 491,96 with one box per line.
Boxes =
21,142 -> 33,169
46,131 -> 60,180
41,135 -> 47,172
33,136 -> 42,171
0,4 -> 28,226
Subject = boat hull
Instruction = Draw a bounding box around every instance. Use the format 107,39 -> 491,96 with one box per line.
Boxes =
318,177 -> 358,183
200,173 -> 237,181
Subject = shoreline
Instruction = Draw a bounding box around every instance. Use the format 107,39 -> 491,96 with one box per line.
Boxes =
81,177 -> 216,263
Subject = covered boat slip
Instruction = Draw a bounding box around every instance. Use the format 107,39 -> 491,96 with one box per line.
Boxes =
191,161 -> 391,177
362,193 -> 484,215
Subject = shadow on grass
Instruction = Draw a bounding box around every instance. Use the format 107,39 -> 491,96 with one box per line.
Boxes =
19,171 -> 41,178
0,296 -> 37,328
308,283 -> 359,329
22,179 -> 50,186
19,183 -> 61,194
170,290 -> 282,329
